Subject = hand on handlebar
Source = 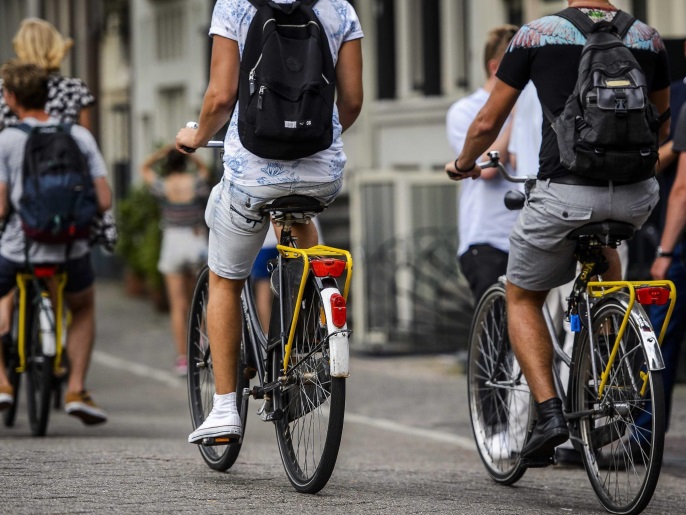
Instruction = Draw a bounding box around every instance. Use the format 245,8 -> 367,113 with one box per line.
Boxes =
445,159 -> 482,181
176,121 -> 200,154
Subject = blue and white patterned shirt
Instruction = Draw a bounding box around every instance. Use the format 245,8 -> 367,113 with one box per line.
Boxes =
209,0 -> 363,186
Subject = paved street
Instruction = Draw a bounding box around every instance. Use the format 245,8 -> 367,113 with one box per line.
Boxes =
1,280 -> 686,514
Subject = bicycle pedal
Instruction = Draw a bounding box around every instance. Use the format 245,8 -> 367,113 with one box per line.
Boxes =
201,436 -> 241,446
521,454 -> 556,468
259,408 -> 283,422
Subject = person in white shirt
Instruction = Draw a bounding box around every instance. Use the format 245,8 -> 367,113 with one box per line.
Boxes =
446,25 -> 519,303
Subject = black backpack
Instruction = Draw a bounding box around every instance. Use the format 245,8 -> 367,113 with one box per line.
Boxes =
17,123 -> 98,244
238,0 -> 336,160
547,8 -> 669,183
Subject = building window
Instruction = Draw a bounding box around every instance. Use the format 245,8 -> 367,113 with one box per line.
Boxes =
155,4 -> 185,61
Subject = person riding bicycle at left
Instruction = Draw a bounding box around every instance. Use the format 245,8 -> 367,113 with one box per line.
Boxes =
0,61 -> 112,424
176,0 -> 363,445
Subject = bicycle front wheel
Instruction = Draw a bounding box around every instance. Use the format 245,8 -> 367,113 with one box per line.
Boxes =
467,281 -> 531,485
573,295 -> 665,515
274,276 -> 345,493
25,299 -> 54,437
187,266 -> 250,471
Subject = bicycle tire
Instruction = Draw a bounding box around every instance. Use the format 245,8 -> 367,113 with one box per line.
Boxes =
2,337 -> 20,428
274,275 -> 345,493
572,294 -> 665,515
25,296 -> 54,437
467,281 -> 530,485
187,266 -> 250,471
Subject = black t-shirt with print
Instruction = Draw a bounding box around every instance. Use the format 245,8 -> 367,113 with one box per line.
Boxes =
497,8 -> 670,180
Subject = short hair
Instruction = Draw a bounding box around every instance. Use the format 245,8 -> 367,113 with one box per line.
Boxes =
12,18 -> 73,72
1,61 -> 49,110
483,24 -> 519,75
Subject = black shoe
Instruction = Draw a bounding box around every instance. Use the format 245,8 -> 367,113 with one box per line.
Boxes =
521,397 -> 569,460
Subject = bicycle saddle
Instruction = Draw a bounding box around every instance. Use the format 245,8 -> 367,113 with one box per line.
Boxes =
567,220 -> 635,243
261,195 -> 326,215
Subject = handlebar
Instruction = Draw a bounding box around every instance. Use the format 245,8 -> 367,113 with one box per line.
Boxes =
180,122 -> 224,153
476,151 -> 533,184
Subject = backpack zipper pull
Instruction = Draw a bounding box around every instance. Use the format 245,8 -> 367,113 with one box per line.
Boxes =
258,86 -> 266,110
249,70 -> 256,96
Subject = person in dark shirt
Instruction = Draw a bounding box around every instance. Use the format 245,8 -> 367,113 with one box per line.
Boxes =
445,1 -> 670,462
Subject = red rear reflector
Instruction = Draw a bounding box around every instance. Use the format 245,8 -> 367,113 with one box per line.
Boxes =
310,259 -> 346,278
330,293 -> 346,328
636,287 -> 670,306
33,266 -> 58,278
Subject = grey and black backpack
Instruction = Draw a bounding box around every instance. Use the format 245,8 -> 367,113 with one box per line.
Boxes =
548,8 -> 669,182
238,0 -> 336,161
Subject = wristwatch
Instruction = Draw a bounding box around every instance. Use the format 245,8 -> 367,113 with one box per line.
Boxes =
656,246 -> 674,258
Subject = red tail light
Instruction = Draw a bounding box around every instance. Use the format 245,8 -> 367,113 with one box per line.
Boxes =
33,266 -> 58,278
330,293 -> 346,328
636,287 -> 670,306
310,258 -> 346,278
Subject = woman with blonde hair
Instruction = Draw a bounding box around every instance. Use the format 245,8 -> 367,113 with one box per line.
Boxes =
0,17 -> 95,131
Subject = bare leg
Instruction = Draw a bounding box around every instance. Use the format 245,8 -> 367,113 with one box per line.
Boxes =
254,279 -> 273,333
275,221 -> 319,249
506,282 -> 556,403
164,273 -> 191,359
0,290 -> 14,335
64,287 -> 95,394
207,271 -> 245,395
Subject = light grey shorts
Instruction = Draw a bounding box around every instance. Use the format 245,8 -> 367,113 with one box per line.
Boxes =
507,177 -> 659,291
205,177 -> 342,280
158,226 -> 208,275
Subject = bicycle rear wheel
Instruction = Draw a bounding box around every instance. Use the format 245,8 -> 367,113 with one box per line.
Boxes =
274,276 -> 345,493
573,295 -> 665,515
467,282 -> 530,485
25,297 -> 54,437
187,266 -> 250,471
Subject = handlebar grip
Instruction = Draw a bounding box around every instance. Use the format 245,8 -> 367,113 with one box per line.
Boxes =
186,121 -> 199,129
180,145 -> 196,154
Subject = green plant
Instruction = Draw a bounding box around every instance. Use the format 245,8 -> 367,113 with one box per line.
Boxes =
116,185 -> 163,290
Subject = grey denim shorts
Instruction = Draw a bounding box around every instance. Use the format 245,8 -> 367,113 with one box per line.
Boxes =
205,177 -> 342,280
506,177 -> 659,291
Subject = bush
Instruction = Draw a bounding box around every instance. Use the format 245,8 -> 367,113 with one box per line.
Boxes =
115,186 -> 163,290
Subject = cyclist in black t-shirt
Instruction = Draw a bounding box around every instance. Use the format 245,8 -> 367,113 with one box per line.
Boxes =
445,0 -> 670,462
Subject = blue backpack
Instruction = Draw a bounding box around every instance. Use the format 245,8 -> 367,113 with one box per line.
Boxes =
17,123 -> 98,244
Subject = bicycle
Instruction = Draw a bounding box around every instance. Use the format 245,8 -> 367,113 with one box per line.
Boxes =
2,264 -> 68,436
186,140 -> 352,493
467,151 -> 675,515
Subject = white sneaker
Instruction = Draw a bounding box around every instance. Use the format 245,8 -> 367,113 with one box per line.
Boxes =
486,432 -> 512,460
188,394 -> 242,444
0,385 -> 13,411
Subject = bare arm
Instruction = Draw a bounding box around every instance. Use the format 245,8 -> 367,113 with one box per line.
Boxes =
78,107 -> 93,133
649,86 -> 671,144
651,152 -> 686,280
335,39 -> 363,133
656,139 -> 676,175
445,79 -> 521,181
94,176 -> 113,213
0,182 -> 8,219
140,145 -> 171,186
176,36 -> 239,151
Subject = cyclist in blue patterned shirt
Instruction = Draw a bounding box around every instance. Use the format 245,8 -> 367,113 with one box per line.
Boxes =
176,0 -> 363,444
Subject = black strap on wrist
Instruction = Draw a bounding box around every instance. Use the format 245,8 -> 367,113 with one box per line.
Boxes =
454,159 -> 476,174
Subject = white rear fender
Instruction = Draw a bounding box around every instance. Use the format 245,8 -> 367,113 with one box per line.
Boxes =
320,287 -> 349,378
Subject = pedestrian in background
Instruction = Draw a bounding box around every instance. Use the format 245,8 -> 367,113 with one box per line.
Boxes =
0,17 -> 97,392
141,145 -> 211,376
446,24 -> 519,304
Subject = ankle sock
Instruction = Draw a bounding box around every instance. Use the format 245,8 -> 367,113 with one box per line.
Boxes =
213,392 -> 238,412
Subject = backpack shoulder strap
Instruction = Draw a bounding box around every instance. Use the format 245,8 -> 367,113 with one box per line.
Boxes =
300,0 -> 320,6
610,10 -> 637,39
555,7 -> 595,37
15,123 -> 33,136
248,0 -> 268,8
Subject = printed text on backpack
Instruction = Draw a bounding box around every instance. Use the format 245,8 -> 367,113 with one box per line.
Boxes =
238,0 -> 336,160
18,124 -> 98,244
547,9 -> 667,183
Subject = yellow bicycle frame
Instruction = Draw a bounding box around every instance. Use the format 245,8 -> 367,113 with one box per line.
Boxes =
586,279 -> 676,399
275,244 -> 352,373
15,272 -> 68,374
